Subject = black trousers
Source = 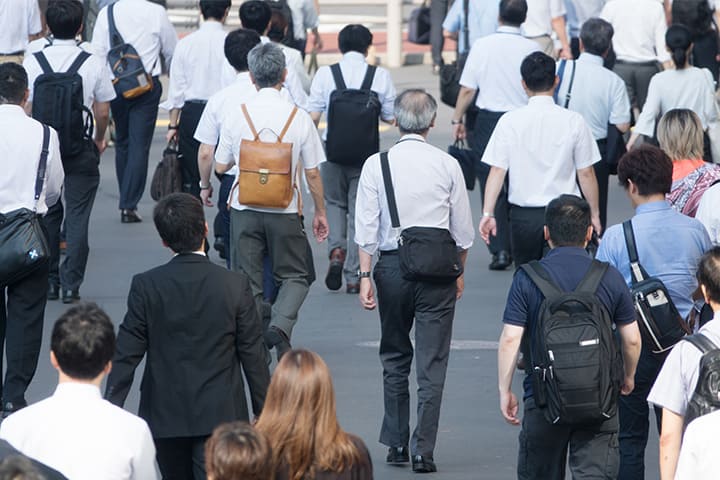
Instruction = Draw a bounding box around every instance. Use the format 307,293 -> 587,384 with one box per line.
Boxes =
509,205 -> 547,267
613,61 -> 660,114
374,253 -> 456,459
0,261 -> 48,406
692,29 -> 719,82
155,435 -> 208,480
470,109 -> 511,256
595,139 -> 611,233
430,0 -> 448,66
178,101 -> 206,198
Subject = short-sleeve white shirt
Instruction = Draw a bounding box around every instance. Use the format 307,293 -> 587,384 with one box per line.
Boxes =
482,95 -> 600,207
0,0 -> 41,54
600,0 -> 670,63
696,184 -> 720,245
675,408 -> 720,479
522,0 -> 566,38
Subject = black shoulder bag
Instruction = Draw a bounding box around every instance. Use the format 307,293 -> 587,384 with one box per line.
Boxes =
380,151 -> 463,283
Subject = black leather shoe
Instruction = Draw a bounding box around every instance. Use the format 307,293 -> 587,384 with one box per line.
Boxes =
412,455 -> 437,473
47,283 -> 60,301
62,289 -> 80,304
386,446 -> 409,464
121,209 -> 142,223
213,237 -> 226,260
2,401 -> 26,419
265,327 -> 291,362
489,250 -> 512,271
325,248 -> 345,291
346,283 -> 360,294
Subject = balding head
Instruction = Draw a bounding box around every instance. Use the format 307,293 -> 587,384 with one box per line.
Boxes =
393,89 -> 437,135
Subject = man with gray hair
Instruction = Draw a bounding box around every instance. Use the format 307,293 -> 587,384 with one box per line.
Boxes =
215,42 -> 328,360
355,89 -> 474,473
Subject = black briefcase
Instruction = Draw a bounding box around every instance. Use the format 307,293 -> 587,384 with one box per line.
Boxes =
447,140 -> 476,190
408,5 -> 431,45
150,140 -> 182,201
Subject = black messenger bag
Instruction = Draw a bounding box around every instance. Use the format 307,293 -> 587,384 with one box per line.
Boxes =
379,151 -> 463,283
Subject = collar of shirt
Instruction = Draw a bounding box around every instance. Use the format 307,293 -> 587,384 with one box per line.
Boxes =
397,133 -> 426,144
527,95 -> 556,108
635,200 -> 671,215
199,20 -> 224,32
0,104 -> 26,117
173,250 -> 207,257
497,25 -> 522,35
577,52 -> 604,67
256,87 -> 283,100
48,39 -> 78,47
545,246 -> 590,260
53,382 -> 102,400
342,51 -> 366,63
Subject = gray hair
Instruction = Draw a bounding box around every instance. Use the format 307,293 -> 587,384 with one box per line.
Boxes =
580,18 -> 614,56
247,43 -> 285,88
393,89 -> 437,134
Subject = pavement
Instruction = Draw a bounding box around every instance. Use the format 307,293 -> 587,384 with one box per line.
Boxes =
26,64 -> 659,479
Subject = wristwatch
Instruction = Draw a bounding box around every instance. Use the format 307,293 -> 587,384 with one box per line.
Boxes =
357,271 -> 371,278
199,181 -> 210,190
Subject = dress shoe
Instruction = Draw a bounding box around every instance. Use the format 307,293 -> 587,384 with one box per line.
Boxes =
386,446 -> 409,464
121,209 -> 142,223
325,248 -> 346,291
1,401 -> 26,419
346,283 -> 360,294
412,455 -> 437,473
265,326 -> 291,362
47,283 -> 60,301
213,236 -> 226,260
432,64 -> 441,75
62,289 -> 80,304
489,250 -> 512,271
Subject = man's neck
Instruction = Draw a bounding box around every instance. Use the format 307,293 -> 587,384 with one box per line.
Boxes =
57,372 -> 104,388
631,193 -> 666,208
528,91 -> 554,98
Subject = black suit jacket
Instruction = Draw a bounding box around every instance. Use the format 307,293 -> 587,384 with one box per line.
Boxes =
105,254 -> 270,438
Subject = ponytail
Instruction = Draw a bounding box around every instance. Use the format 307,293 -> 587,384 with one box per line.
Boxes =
672,47 -> 687,69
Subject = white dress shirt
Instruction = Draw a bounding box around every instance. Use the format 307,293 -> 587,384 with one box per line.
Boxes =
0,383 -> 158,480
459,26 -> 540,112
675,407 -> 720,479
309,51 -> 396,140
601,0 -> 670,63
23,39 -> 117,110
482,95 -> 600,207
0,105 -> 63,215
556,53 -> 631,139
91,0 -> 178,77
260,36 -> 309,111
215,88 -> 325,214
287,0 -> 319,41
161,20 -> 234,110
355,135 -> 475,254
634,67 -> 717,136
280,42 -> 310,92
564,0 -> 606,38
696,183 -> 720,244
522,0 -> 566,38
0,0 -> 41,54
25,37 -> 95,55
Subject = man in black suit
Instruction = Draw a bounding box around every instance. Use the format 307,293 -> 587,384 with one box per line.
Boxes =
104,193 -> 271,480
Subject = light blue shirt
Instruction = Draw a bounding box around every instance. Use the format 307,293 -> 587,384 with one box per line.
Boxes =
555,53 -> 631,140
442,0 -> 499,55
596,200 -> 712,318
565,0 -> 606,38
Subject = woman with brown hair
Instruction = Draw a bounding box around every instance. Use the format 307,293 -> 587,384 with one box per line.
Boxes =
205,422 -> 274,480
255,349 -> 373,480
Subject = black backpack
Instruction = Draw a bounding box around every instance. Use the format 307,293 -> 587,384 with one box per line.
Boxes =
683,334 -> 720,429
522,260 -> 622,425
31,50 -> 93,159
266,0 -> 295,48
325,64 -> 381,167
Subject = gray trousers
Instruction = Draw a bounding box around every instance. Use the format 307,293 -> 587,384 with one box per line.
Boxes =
230,209 -> 309,338
374,253 -> 457,458
613,61 -> 660,112
322,161 -> 361,283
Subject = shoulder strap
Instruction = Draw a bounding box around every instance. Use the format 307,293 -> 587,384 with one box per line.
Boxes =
520,261 -> 564,299
33,51 -> 53,75
330,64 -> 346,90
360,65 -> 377,90
108,3 -> 124,48
277,107 -> 298,142
240,104 -> 260,141
462,0 -> 469,53
622,220 -> 645,284
564,60 -> 577,109
553,59 -> 567,104
686,333 -> 719,354
34,125 -> 51,210
575,260 -> 609,294
380,151 -> 401,228
67,51 -> 91,75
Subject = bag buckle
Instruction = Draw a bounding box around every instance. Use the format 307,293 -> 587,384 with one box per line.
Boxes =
259,169 -> 269,185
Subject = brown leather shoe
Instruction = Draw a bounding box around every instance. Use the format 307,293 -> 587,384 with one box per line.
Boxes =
325,248 -> 346,291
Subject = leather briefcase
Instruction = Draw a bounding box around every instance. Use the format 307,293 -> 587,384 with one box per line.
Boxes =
150,140 -> 182,201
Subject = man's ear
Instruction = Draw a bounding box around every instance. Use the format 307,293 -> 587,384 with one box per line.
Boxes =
701,284 -> 711,304
543,225 -> 550,242
585,225 -> 593,244
50,351 -> 59,370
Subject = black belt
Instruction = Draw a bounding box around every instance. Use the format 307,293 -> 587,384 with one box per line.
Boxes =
379,249 -> 398,257
184,99 -> 207,106
0,51 -> 23,56
615,60 -> 659,67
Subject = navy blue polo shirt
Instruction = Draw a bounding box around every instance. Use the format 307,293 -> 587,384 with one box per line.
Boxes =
503,246 -> 636,400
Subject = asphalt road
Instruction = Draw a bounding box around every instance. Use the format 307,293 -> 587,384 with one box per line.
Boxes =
26,64 -> 658,479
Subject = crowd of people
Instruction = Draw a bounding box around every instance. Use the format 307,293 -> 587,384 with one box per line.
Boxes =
2,0 -> 720,479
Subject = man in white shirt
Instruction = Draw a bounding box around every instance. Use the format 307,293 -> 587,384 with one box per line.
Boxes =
309,24 -> 396,294
601,0 -> 670,115
479,51 -> 601,266
163,0 -> 233,198
0,63 -> 64,419
0,0 -> 42,63
23,0 -> 116,305
522,0 -> 571,59
564,0 -> 606,58
355,89 -> 474,473
0,303 -> 158,480
91,0 -> 177,223
453,0 -> 540,271
215,43 -> 328,361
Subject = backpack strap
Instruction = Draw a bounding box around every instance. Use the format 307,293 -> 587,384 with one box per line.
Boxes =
575,260 -> 609,295
520,261 -> 563,299
67,51 -> 91,75
277,107 -> 298,142
685,333 -> 719,354
330,64 -> 346,90
108,3 -> 124,48
380,151 -> 401,229
240,104 -> 260,141
33,125 -> 51,211
622,220 -> 646,284
360,65 -> 377,90
33,51 -> 53,75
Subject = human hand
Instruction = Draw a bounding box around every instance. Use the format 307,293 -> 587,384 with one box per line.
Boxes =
478,216 -> 497,245
453,123 -> 466,141
200,186 -> 214,207
359,277 -> 376,310
621,376 -> 635,396
313,213 -> 329,242
591,215 -> 602,237
500,390 -> 520,425
313,32 -> 323,52
558,47 -> 572,60
166,129 -> 178,143
94,137 -> 107,154
456,275 -> 464,300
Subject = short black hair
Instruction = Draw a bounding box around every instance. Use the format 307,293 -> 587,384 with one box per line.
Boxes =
225,28 -> 261,72
46,0 -> 83,39
580,18 -> 614,56
499,0 -> 528,26
698,247 -> 720,304
617,145 -> 673,196
200,0 -> 231,20
521,51 -> 556,92
267,10 -> 288,42
153,193 -> 206,253
545,195 -> 591,247
0,63 -> 28,105
239,1 -> 272,35
338,24 -> 373,54
51,303 -> 115,380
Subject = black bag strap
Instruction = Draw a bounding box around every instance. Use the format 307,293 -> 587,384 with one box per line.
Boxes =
462,0 -> 469,53
330,63 -> 346,90
67,51 -> 91,75
554,59 -> 567,103
685,333 -> 719,354
575,260 -> 609,294
380,151 -> 401,228
33,51 -> 53,75
563,60 -> 576,109
108,3 -> 125,48
360,65 -> 377,90
520,261 -> 563,299
623,220 -> 650,284
34,125 -> 51,210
